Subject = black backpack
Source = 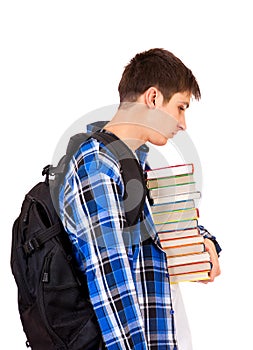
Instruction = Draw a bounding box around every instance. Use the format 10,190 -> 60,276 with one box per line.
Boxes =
11,129 -> 146,350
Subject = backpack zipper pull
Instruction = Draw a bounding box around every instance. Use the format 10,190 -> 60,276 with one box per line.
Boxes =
42,255 -> 52,283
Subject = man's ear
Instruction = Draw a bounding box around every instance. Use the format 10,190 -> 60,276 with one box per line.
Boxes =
144,87 -> 164,109
145,87 -> 159,109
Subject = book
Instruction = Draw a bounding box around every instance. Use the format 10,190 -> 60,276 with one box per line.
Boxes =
148,162 -> 211,283
145,163 -> 194,180
155,219 -> 198,232
164,242 -> 205,257
152,208 -> 199,225
158,227 -> 200,240
168,261 -> 211,276
147,173 -> 195,190
149,183 -> 197,199
169,271 -> 210,284
160,235 -> 204,248
151,199 -> 195,214
150,191 -> 201,206
168,251 -> 211,267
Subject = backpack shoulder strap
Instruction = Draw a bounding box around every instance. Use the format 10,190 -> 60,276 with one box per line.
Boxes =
92,131 -> 146,226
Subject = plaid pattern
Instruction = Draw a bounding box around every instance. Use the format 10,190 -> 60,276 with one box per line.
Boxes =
198,225 -> 222,256
59,131 -> 178,350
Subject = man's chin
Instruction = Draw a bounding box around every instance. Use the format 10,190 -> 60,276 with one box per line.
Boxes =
152,136 -> 168,146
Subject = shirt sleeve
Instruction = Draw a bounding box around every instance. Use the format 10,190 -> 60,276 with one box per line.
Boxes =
198,224 -> 222,256
60,143 -> 148,350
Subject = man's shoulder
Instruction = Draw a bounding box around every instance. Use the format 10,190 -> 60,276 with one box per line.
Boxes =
70,136 -> 121,181
76,136 -> 120,165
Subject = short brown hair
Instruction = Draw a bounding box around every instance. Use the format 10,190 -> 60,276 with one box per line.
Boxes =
118,48 -> 201,103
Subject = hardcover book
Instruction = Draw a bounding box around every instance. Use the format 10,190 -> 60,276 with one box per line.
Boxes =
170,271 -> 210,284
145,163 -> 194,180
152,207 -> 199,225
147,173 -> 195,190
158,227 -> 200,240
164,242 -> 205,257
151,199 -> 195,214
168,261 -> 211,276
150,191 -> 201,206
155,219 -> 198,233
168,251 -> 211,267
149,183 -> 197,199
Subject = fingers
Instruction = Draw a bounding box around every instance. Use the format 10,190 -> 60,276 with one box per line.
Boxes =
203,238 -> 221,283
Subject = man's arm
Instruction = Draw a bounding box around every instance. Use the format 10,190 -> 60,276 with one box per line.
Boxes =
60,144 -> 148,350
198,225 -> 222,282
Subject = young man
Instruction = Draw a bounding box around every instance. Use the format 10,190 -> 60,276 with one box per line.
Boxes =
59,48 -> 221,350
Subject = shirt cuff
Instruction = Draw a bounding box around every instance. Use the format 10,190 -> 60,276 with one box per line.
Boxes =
198,224 -> 222,256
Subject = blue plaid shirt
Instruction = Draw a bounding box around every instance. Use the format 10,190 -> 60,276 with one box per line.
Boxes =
59,130 -> 178,349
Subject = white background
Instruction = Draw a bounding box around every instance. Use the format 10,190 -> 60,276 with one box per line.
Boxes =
1,1 -> 252,349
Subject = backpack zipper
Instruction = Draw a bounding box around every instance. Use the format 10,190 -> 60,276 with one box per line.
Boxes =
42,254 -> 52,283
38,255 -> 67,349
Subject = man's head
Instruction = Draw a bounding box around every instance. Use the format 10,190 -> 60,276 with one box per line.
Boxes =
118,48 -> 201,105
105,49 -> 201,148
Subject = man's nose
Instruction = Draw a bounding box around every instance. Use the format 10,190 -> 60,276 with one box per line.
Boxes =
178,114 -> 186,131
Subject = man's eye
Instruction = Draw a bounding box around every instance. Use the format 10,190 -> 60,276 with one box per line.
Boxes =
179,106 -> 185,111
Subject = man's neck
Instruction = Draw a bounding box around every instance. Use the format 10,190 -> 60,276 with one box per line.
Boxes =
103,105 -> 148,151
103,123 -> 146,152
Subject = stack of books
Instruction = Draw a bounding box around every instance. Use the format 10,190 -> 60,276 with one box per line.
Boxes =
146,163 -> 211,283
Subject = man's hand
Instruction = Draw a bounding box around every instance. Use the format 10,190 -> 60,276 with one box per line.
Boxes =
202,238 -> 221,283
